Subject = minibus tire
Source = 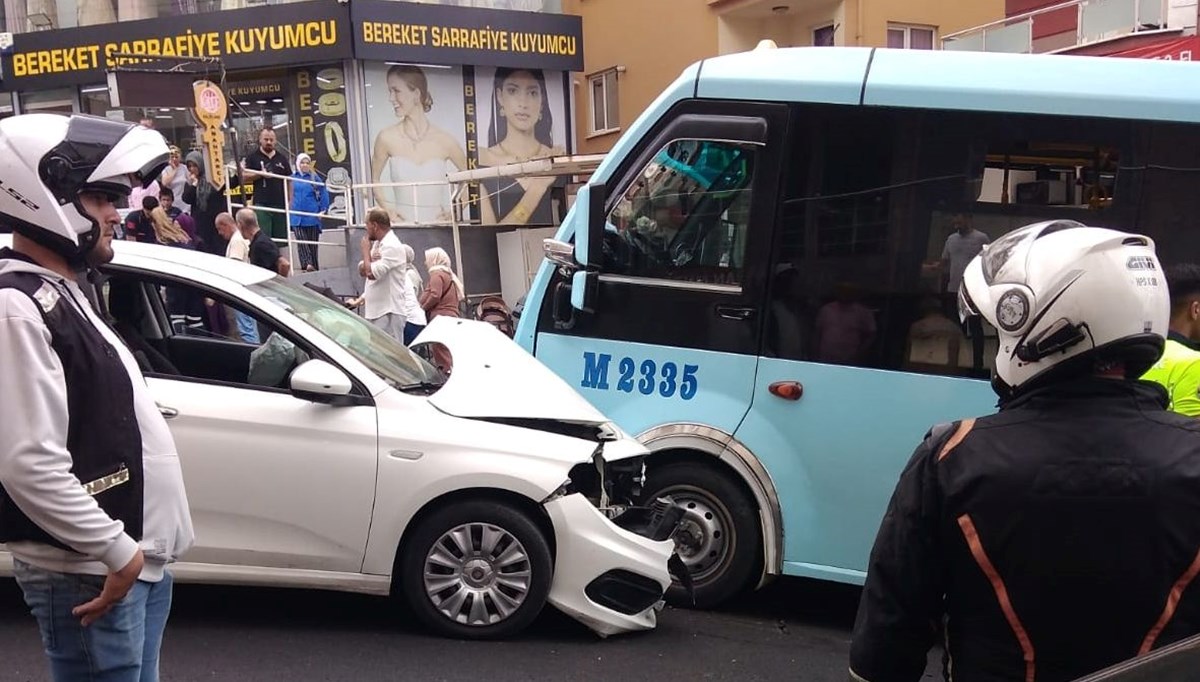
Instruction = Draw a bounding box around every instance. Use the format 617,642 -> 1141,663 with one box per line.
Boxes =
400,500 -> 553,639
641,462 -> 760,608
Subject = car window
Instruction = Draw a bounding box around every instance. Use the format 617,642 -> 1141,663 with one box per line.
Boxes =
101,272 -> 316,392
603,138 -> 756,287
248,277 -> 442,390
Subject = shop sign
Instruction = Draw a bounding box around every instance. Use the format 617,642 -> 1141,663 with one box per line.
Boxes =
289,62 -> 353,219
353,0 -> 583,73
227,79 -> 288,101
1,0 -> 351,91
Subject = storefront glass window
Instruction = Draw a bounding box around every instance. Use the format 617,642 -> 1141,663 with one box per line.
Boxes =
0,93 -> 15,120
226,73 -> 293,162
20,87 -> 75,114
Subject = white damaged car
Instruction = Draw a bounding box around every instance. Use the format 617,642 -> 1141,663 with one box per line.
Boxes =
0,237 -> 685,639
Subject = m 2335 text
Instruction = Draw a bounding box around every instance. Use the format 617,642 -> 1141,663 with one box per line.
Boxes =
581,352 -> 698,400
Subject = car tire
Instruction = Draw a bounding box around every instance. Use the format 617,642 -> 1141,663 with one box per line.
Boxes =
401,499 -> 553,639
640,461 -> 761,609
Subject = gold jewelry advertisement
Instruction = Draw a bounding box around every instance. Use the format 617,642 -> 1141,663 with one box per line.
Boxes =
290,63 -> 353,222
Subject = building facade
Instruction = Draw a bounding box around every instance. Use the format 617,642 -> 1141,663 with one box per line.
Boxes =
944,0 -> 1199,58
565,0 -> 1004,155
0,0 -> 582,230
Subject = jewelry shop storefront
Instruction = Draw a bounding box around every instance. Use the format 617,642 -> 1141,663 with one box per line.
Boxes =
0,0 -> 585,229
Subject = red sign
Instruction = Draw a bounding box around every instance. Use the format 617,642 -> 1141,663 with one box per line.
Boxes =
1109,35 -> 1200,61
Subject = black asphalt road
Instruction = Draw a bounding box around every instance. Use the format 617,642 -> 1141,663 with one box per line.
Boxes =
0,576 -> 942,682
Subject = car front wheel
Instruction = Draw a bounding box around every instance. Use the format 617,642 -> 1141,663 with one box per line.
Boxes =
400,499 -> 553,639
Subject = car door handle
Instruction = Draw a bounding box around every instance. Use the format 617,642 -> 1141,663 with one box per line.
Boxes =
715,305 -> 755,321
157,404 -> 179,419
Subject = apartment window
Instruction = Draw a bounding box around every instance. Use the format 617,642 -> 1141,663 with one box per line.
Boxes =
887,23 -> 936,50
813,23 -> 836,46
589,68 -> 620,135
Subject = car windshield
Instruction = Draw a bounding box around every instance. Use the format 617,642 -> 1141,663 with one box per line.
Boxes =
249,278 -> 442,390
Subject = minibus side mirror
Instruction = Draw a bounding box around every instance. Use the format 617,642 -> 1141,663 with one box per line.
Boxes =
573,182 -> 607,271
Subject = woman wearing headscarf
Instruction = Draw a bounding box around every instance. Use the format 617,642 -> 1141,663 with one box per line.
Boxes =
181,150 -> 230,336
419,247 -> 463,372
401,243 -> 423,295
182,150 -> 228,257
290,153 -> 330,272
397,242 -> 427,345
420,247 -> 464,321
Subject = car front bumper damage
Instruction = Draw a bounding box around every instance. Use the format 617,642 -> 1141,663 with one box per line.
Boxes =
542,492 -> 680,637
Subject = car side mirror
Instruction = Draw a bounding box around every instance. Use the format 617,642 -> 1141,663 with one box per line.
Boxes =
289,359 -> 354,404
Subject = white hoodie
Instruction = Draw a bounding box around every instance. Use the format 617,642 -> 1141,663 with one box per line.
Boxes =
0,255 -> 194,581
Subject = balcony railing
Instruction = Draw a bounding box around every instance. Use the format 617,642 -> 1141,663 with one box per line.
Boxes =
942,0 -> 1173,54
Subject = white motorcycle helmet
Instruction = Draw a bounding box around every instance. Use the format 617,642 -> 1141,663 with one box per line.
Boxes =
958,220 -> 1168,397
0,113 -> 169,265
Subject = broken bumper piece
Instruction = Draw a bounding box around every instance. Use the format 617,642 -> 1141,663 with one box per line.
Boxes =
543,493 -> 678,637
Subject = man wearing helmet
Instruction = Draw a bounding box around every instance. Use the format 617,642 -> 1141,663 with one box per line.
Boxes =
0,114 -> 194,681
850,220 -> 1200,681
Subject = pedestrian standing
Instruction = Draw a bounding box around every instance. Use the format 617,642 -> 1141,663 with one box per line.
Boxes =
240,128 -> 292,246
0,112 -> 194,682
289,153 -> 329,272
346,208 -> 408,343
419,246 -> 463,371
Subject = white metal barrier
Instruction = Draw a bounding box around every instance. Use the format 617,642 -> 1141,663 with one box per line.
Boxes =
214,161 -> 588,304
223,168 -> 354,273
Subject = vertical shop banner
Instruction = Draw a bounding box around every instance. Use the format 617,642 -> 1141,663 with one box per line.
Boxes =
461,65 -> 481,223
473,66 -> 568,225
290,63 -> 352,220
363,61 -> 469,225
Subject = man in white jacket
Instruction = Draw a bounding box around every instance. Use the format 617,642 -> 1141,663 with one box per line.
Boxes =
0,113 -> 194,682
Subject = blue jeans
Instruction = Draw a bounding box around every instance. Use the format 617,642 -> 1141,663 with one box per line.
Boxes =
13,559 -> 174,682
403,322 -> 425,346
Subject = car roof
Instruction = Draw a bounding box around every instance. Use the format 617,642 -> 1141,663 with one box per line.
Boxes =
0,232 -> 274,287
107,240 -> 274,286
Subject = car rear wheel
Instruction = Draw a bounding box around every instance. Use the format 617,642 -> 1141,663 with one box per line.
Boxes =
401,499 -> 553,639
640,461 -> 761,608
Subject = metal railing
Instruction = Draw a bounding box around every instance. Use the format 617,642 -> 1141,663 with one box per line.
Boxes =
942,0 -> 1171,54
224,168 -> 353,274
224,169 -> 506,302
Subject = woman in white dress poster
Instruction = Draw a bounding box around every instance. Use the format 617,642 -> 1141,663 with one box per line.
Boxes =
370,65 -> 468,224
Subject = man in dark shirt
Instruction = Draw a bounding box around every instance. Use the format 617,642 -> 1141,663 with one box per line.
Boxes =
240,128 -> 291,245
236,208 -> 290,277
124,195 -> 158,243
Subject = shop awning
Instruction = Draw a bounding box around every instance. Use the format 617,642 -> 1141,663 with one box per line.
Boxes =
1107,35 -> 1200,60
445,154 -> 606,183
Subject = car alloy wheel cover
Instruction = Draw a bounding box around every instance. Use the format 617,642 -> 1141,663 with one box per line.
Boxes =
423,522 -> 533,626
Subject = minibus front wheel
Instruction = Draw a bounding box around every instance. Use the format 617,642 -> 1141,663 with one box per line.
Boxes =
639,460 -> 760,608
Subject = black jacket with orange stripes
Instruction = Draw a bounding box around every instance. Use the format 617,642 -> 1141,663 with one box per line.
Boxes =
849,377 -> 1200,682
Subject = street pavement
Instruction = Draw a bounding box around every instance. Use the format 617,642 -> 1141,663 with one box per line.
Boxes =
0,575 -> 951,681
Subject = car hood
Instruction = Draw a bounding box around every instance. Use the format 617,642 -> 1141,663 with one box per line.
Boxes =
415,317 -> 610,426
